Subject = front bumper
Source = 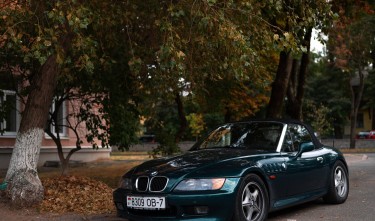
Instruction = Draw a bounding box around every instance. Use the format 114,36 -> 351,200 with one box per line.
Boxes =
113,178 -> 240,221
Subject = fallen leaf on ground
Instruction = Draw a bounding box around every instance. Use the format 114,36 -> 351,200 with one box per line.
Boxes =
39,176 -> 115,215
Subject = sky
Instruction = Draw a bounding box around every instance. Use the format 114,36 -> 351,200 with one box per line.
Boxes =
310,29 -> 326,53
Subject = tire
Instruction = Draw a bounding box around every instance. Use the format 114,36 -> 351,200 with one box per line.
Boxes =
233,174 -> 269,221
323,161 -> 349,204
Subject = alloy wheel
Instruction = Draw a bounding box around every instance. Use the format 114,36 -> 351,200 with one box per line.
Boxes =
334,166 -> 348,197
241,181 -> 264,221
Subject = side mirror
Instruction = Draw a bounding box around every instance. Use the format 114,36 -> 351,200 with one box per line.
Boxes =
297,141 -> 314,157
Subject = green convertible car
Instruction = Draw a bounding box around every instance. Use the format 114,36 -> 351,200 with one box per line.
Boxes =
113,119 -> 349,221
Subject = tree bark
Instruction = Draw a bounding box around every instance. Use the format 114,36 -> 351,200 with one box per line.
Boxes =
267,51 -> 293,118
349,68 -> 365,149
174,93 -> 187,143
286,28 -> 312,121
5,54 -> 59,207
286,58 -> 299,119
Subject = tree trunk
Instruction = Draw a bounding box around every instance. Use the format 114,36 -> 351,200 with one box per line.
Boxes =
349,108 -> 357,149
286,28 -> 312,121
174,93 -> 187,143
372,108 -> 375,130
4,54 -> 59,207
349,69 -> 365,149
286,58 -> 299,119
45,94 -> 83,175
45,129 -> 73,176
267,51 -> 293,118
224,105 -> 232,123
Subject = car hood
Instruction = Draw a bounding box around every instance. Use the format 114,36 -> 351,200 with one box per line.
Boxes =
130,148 -> 272,179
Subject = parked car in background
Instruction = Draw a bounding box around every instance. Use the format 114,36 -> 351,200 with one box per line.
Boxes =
369,131 -> 375,139
114,119 -> 349,221
356,131 -> 370,139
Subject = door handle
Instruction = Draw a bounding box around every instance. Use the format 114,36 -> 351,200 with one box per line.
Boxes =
317,157 -> 324,163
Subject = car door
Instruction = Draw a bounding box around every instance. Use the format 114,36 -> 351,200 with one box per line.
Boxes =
281,124 -> 330,197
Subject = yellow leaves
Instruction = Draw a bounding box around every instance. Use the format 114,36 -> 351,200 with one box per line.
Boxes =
186,113 -> 206,138
44,40 -> 52,47
219,24 -> 245,43
128,56 -> 142,67
56,53 -> 64,65
272,31 -> 301,52
66,13 -> 72,21
206,0 -> 217,6
20,45 -> 29,53
226,82 -> 270,120
276,18 -> 286,28
176,50 -> 185,59
283,32 -> 291,41
273,34 -> 279,41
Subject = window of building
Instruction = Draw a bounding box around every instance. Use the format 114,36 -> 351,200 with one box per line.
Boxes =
48,98 -> 67,137
0,90 -> 20,136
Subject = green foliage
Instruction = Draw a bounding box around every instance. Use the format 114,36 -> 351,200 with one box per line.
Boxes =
106,103 -> 140,150
330,13 -> 375,72
305,53 -> 351,137
303,99 -> 334,138
149,132 -> 180,158
1,1 -> 141,154
203,113 -> 225,133
145,102 -> 181,156
326,1 -> 374,144
0,0 -> 344,157
186,113 -> 206,140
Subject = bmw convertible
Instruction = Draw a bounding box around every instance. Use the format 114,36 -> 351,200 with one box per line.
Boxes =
113,119 -> 349,221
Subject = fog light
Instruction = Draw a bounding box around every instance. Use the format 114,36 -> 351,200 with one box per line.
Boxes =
194,206 -> 209,215
116,202 -> 125,210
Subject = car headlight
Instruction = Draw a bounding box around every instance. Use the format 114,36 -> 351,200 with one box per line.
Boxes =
119,178 -> 132,190
174,178 -> 226,191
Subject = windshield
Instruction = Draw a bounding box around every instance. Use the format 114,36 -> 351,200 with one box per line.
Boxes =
193,122 -> 284,151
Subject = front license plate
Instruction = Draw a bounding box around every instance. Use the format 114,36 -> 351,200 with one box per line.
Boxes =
127,196 -> 166,210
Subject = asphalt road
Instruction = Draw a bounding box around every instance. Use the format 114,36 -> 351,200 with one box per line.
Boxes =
89,153 -> 375,221
267,153 -> 375,221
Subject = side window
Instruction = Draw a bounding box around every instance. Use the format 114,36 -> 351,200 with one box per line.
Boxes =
281,132 -> 295,152
282,124 -> 313,152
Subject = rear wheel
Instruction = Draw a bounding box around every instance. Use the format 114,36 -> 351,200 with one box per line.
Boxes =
323,161 -> 349,204
233,174 -> 268,221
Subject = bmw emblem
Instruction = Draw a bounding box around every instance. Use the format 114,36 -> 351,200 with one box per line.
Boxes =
151,171 -> 158,176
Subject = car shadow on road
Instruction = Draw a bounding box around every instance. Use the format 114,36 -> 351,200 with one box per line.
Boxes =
267,199 -> 326,220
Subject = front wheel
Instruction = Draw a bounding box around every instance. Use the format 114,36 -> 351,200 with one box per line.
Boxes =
233,174 -> 269,221
323,161 -> 349,204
